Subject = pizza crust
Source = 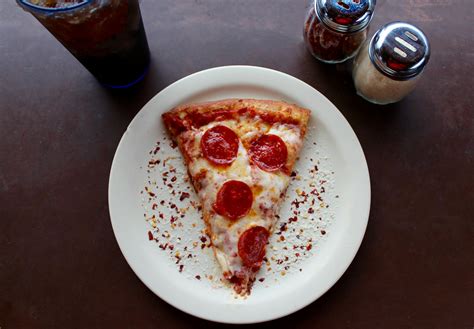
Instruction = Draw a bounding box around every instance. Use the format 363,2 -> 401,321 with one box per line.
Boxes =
163,98 -> 310,139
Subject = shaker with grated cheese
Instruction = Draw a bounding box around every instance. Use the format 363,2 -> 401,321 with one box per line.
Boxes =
352,22 -> 430,105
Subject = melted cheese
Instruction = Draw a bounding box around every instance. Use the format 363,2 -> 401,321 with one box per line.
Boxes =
186,119 -> 302,274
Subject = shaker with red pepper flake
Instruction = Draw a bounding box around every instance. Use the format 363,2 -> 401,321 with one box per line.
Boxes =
303,0 -> 376,64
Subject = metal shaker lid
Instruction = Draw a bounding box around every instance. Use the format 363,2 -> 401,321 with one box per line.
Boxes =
369,22 -> 430,80
315,0 -> 376,33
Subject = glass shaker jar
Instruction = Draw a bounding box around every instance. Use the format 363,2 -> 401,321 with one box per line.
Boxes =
303,0 -> 376,64
353,22 -> 430,104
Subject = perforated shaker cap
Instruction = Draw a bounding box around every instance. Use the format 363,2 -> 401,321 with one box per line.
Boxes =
369,22 -> 431,80
315,0 -> 376,33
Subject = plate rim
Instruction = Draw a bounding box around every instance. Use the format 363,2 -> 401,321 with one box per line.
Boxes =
108,65 -> 371,324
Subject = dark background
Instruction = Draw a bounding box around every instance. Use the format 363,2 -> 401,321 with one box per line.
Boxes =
1,0 -> 473,328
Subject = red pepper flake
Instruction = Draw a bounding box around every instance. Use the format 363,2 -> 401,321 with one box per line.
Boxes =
179,192 -> 190,201
308,207 -> 314,214
160,200 -> 165,205
170,141 -> 178,149
170,216 -> 177,223
195,275 -> 201,280
169,244 -> 174,251
258,278 -> 265,282
279,223 -> 288,232
289,216 -> 298,223
145,187 -> 155,197
159,243 -> 168,250
306,244 -> 313,251
200,236 -> 207,243
290,171 -> 297,177
152,203 -> 158,210
171,176 -> 177,182
291,199 -> 301,208
179,265 -> 184,272
167,184 -> 173,188
321,230 -> 326,235
163,172 -> 169,177
159,213 -> 164,219
148,231 -> 153,241
148,159 -> 161,167
170,203 -> 176,209
279,236 -> 285,241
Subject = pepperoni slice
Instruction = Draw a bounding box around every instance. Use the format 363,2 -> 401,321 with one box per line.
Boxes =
249,134 -> 288,172
238,226 -> 269,269
201,125 -> 239,166
214,180 -> 253,220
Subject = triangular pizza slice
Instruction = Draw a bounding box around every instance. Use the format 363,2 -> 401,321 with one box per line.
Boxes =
162,99 -> 310,294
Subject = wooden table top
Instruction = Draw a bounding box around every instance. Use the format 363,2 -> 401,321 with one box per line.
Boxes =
1,0 -> 472,328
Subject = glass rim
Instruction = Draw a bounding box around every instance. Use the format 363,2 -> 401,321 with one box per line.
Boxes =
17,0 -> 92,13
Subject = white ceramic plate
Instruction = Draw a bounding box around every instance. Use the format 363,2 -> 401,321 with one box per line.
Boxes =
109,66 -> 370,324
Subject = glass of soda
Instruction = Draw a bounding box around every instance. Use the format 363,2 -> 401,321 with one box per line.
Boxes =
17,0 -> 151,88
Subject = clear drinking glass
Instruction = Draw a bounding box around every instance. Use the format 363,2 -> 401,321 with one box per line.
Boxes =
17,0 -> 150,88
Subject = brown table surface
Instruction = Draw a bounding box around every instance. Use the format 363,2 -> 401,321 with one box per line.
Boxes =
1,0 -> 473,328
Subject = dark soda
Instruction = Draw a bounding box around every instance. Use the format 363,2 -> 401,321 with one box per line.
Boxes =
18,0 -> 150,88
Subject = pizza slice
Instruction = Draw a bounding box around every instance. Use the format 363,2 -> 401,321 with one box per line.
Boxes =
162,99 -> 310,294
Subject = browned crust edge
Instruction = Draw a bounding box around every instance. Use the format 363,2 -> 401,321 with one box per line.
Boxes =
162,98 -> 311,140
